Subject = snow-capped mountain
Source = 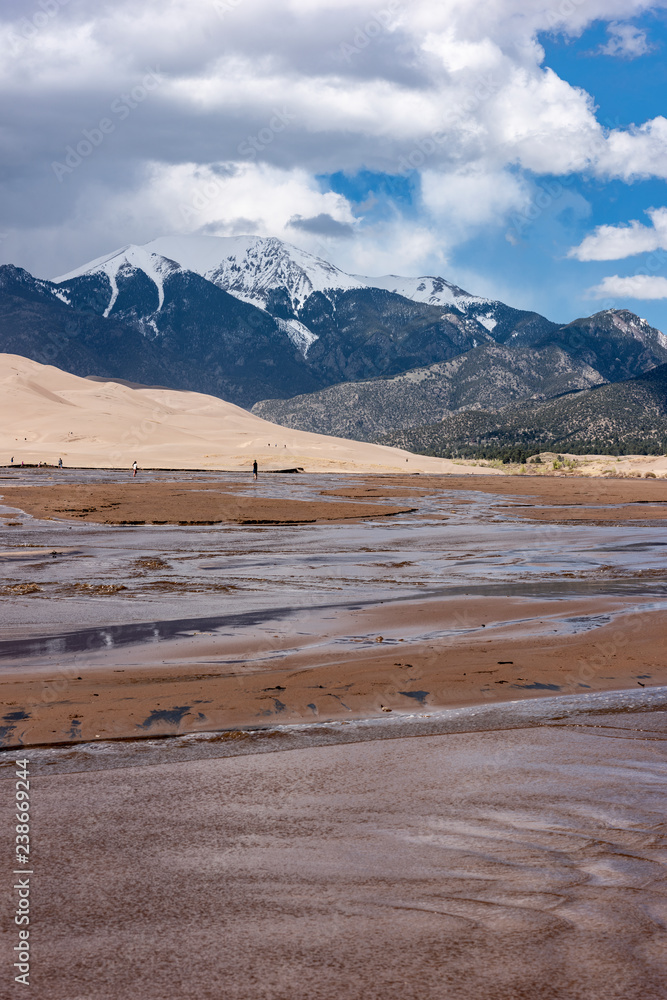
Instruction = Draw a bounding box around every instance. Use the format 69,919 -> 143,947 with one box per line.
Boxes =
54,235 -> 545,364
55,244 -> 181,317
3,234 -> 666,416
55,234 -> 493,315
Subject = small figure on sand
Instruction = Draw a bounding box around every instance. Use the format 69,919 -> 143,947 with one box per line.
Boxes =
253,459 -> 258,481
58,457 -> 62,468
132,460 -> 138,478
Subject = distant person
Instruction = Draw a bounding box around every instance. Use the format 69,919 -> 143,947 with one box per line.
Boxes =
58,457 -> 63,468
10,457 -> 13,464
132,460 -> 138,478
253,459 -> 258,481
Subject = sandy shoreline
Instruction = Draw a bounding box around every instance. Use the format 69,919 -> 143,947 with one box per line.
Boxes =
0,480 -> 415,525
3,471 -> 667,527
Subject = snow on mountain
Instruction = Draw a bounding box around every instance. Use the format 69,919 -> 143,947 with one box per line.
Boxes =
150,235 -> 364,309
55,244 -> 181,316
275,318 -> 319,356
359,274 -> 490,311
53,234 -> 490,316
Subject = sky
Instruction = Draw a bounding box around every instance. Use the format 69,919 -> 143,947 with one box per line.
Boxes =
2,0 -> 667,328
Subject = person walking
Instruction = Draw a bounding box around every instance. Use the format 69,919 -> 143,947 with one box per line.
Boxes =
252,459 -> 258,481
132,460 -> 138,478
58,457 -> 62,469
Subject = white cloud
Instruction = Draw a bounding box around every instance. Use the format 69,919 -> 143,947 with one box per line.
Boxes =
599,21 -> 652,57
2,0 -> 667,276
421,168 -> 529,232
588,274 -> 667,299
569,208 -> 667,260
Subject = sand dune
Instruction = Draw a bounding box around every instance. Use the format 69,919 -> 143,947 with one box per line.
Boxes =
0,354 -> 498,475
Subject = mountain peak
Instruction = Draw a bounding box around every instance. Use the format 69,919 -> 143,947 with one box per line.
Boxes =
52,233 -> 489,314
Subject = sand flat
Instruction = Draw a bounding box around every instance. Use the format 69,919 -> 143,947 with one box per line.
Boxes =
2,595 -> 666,745
0,481 -> 415,525
4,702 -> 665,1000
2,469 -> 667,746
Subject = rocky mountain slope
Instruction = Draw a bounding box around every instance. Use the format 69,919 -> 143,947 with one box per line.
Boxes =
252,343 -> 607,440
379,363 -> 667,459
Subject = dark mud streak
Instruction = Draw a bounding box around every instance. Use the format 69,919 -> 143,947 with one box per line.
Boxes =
0,710 -> 31,747
139,706 -> 192,729
4,577 -> 667,662
399,690 -> 430,704
512,682 -> 561,690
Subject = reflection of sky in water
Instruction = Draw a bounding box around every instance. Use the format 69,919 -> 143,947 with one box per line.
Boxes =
2,469 -> 667,650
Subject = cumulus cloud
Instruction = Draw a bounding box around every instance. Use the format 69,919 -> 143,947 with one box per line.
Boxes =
588,274 -> 667,299
569,208 -> 667,260
1,0 -> 667,276
599,21 -> 652,57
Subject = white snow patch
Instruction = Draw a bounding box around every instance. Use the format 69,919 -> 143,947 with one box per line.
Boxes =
103,270 -> 119,319
50,288 -> 71,306
361,274 -> 490,310
276,318 -> 319,357
54,245 -> 180,315
478,312 -> 498,332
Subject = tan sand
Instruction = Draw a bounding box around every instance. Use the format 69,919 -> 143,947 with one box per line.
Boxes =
0,353 -> 499,475
327,473 -> 667,506
2,471 -> 667,746
4,471 -> 666,529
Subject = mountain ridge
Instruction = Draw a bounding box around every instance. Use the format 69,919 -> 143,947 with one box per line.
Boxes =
2,235 -> 666,419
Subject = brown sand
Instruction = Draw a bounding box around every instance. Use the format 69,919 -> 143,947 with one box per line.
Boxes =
2,472 -> 667,748
329,473 -> 667,507
328,474 -> 667,523
3,595 -> 666,746
0,481 -> 413,525
3,473 -> 667,529
11,712 -> 667,1000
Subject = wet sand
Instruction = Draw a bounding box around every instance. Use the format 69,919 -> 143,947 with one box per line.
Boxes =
329,474 -> 667,523
0,481 -> 414,525
3,696 -> 665,1000
2,470 -> 667,998
3,472 -> 667,528
2,470 -> 667,746
2,594 -> 667,745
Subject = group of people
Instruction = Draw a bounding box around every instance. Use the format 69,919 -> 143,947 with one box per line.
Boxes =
9,457 -> 63,468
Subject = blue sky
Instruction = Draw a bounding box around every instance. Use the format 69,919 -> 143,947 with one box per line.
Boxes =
316,9 -> 667,327
2,1 -> 667,329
